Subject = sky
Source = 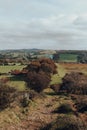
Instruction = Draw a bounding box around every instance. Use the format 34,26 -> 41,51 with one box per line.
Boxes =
0,0 -> 87,50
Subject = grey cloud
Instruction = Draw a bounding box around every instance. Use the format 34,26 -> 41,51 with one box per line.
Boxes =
0,13 -> 87,50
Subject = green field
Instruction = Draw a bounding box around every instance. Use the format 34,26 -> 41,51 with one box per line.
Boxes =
0,65 -> 25,73
59,54 -> 78,62
0,65 -> 26,91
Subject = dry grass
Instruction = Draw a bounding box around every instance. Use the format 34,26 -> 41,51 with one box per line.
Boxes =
60,63 -> 87,74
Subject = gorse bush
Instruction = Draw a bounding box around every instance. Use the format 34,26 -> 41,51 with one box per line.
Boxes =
25,58 -> 57,92
60,72 -> 87,95
26,71 -> 51,92
25,58 -> 57,74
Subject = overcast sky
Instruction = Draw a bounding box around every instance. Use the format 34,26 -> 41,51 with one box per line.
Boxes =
0,0 -> 87,50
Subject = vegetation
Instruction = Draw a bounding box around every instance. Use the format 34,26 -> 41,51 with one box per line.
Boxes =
59,53 -> 78,62
0,81 -> 17,110
73,95 -> 87,113
26,71 -> 51,92
77,53 -> 87,63
0,50 -> 87,129
41,115 -> 87,130
25,58 -> 57,92
60,72 -> 87,94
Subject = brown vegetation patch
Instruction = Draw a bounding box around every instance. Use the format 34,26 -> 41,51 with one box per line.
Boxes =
60,72 -> 87,94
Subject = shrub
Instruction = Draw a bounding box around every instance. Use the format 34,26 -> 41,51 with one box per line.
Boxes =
60,72 -> 87,94
0,82 -> 16,110
39,58 -> 57,74
26,71 -> 51,92
24,58 -> 57,92
24,58 -> 57,75
25,61 -> 41,72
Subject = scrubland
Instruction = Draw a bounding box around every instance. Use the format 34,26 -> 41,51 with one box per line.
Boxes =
0,62 -> 87,130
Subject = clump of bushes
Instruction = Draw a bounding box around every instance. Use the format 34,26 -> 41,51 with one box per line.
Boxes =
60,72 -> 87,95
0,81 -> 17,110
24,58 -> 57,93
25,58 -> 57,74
41,115 -> 87,130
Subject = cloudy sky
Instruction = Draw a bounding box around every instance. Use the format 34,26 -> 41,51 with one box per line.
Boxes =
0,0 -> 87,50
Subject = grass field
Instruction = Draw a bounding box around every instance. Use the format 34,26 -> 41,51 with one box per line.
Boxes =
59,54 -> 78,62
0,65 -> 26,91
60,63 -> 87,74
0,65 -> 25,73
